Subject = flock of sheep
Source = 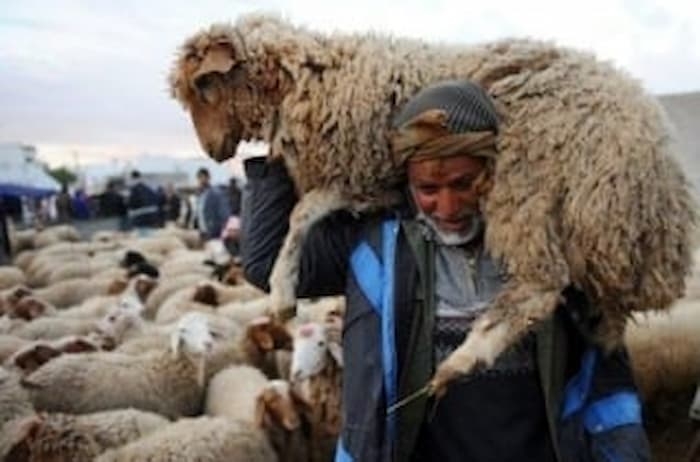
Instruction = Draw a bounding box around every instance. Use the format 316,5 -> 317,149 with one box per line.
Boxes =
0,223 -> 344,461
0,219 -> 697,461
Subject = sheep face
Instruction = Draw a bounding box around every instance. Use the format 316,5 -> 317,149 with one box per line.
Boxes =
96,307 -> 140,342
192,283 -> 218,306
133,275 -> 158,301
255,380 -> 301,431
170,25 -> 287,162
291,323 -> 329,381
170,37 -> 251,161
11,297 -> 51,321
170,312 -> 214,357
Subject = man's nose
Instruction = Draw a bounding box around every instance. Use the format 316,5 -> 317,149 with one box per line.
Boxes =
436,190 -> 462,217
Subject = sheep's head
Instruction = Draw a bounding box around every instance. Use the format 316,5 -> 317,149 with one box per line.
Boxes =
132,275 -> 158,301
96,305 -> 143,344
290,321 -> 342,382
10,297 -> 52,321
255,379 -> 311,461
192,282 -> 219,306
170,312 -> 215,357
0,285 -> 32,315
11,344 -> 61,374
169,25 -> 263,162
169,15 -> 330,162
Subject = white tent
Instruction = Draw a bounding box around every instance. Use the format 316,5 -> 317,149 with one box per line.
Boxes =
0,143 -> 60,197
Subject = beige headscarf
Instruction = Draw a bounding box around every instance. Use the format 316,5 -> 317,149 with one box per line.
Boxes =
390,109 -> 498,166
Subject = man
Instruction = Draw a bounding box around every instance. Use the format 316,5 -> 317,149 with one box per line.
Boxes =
195,167 -> 230,240
126,170 -> 160,232
162,184 -> 182,224
55,183 -> 73,223
0,198 -> 11,264
99,181 -> 127,218
241,80 -> 650,462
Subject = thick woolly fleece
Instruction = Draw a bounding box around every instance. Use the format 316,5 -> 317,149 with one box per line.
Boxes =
170,14 -> 695,348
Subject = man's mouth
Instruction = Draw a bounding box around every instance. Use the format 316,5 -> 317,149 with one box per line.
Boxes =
435,218 -> 469,233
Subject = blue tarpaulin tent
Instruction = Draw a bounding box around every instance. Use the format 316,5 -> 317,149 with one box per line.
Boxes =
0,143 -> 59,198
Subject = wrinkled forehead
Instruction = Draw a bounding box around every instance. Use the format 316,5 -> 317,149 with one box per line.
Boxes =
408,155 -> 487,182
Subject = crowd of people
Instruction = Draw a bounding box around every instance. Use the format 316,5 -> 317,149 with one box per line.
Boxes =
2,167 -> 243,256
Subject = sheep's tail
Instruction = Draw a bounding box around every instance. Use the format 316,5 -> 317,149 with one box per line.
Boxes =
268,188 -> 352,321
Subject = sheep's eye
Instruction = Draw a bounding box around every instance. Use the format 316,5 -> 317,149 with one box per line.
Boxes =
194,74 -> 219,104
317,341 -> 325,347
210,331 -> 221,339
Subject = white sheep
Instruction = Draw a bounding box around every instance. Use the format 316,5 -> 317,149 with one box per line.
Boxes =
0,334 -> 29,362
0,266 -> 26,290
2,408 -> 169,462
6,315 -> 100,341
96,416 -> 277,462
205,364 -> 269,422
143,273 -> 206,319
32,224 -> 81,248
34,276 -> 116,308
20,312 -> 220,418
6,334 -> 103,375
0,367 -> 34,427
288,316 -> 343,462
0,367 -> 35,460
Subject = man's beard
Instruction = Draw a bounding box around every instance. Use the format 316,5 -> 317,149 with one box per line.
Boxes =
416,209 -> 484,246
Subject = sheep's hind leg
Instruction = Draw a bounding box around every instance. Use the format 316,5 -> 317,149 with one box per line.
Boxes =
268,188 -> 350,321
429,283 -> 562,397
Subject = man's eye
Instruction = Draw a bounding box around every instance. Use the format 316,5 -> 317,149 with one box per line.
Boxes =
417,186 -> 437,195
452,179 -> 474,191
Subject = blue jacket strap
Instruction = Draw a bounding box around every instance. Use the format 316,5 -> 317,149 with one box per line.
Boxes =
349,241 -> 383,314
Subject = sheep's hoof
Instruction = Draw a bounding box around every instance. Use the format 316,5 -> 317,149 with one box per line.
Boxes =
428,363 -> 462,398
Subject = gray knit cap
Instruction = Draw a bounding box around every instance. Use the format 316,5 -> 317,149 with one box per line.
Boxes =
392,80 -> 499,133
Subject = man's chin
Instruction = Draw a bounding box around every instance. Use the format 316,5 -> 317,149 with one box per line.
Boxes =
433,229 -> 474,246
418,213 -> 483,246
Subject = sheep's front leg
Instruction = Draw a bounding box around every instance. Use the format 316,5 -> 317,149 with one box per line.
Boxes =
429,283 -> 562,397
268,188 -> 350,321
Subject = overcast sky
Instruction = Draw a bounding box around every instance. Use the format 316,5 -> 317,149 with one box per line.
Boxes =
0,0 -> 698,168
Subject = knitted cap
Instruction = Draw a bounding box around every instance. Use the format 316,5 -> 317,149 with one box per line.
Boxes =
392,80 -> 499,134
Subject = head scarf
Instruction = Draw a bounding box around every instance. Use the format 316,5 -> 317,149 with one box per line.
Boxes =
390,80 -> 500,166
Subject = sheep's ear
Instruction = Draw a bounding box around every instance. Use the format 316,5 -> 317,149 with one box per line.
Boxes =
254,393 -> 268,428
5,415 -> 42,462
328,341 -> 343,368
170,331 -> 182,357
193,43 -> 236,83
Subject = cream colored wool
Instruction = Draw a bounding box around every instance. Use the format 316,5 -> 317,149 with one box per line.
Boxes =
170,14 -> 695,390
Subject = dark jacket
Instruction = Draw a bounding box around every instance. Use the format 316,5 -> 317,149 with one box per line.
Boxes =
0,199 -> 10,264
127,182 -> 160,228
197,186 -> 230,239
99,191 -> 127,218
241,157 -> 651,462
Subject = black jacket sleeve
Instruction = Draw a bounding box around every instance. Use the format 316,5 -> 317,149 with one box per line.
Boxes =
240,157 -> 363,297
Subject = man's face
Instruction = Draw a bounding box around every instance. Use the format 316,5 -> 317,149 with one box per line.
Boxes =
407,155 -> 487,243
197,173 -> 209,189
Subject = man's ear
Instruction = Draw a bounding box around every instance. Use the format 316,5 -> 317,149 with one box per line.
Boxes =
473,167 -> 494,197
403,183 -> 419,217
